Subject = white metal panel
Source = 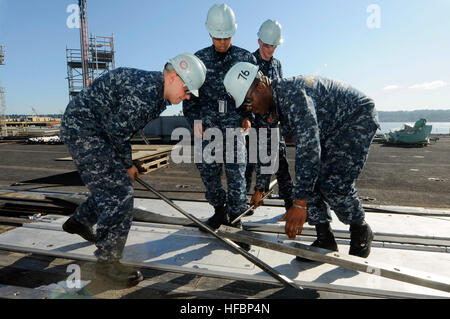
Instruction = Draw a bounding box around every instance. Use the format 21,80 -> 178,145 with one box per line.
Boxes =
0,216 -> 449,297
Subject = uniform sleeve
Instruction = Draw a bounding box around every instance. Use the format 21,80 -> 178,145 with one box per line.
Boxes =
86,70 -> 136,168
183,95 -> 201,128
106,122 -> 133,169
278,62 -> 284,79
101,69 -> 149,169
291,90 -> 321,200
255,163 -> 272,191
182,52 -> 204,128
254,125 -> 275,191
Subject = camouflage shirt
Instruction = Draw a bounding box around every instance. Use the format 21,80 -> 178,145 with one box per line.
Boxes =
183,45 -> 257,129
271,76 -> 379,199
252,49 -> 284,189
61,67 -> 169,168
253,49 -> 283,81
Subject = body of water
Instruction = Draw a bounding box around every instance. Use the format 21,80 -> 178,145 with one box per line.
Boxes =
378,122 -> 450,134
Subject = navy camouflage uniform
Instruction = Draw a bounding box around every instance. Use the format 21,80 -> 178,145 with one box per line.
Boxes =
271,76 -> 380,225
60,68 -> 169,261
183,45 -> 257,219
247,49 -> 294,209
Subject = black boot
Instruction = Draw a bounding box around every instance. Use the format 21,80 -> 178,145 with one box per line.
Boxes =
349,221 -> 374,258
296,222 -> 338,262
62,217 -> 96,242
95,260 -> 143,286
245,209 -> 254,216
225,219 -> 251,252
200,206 -> 229,232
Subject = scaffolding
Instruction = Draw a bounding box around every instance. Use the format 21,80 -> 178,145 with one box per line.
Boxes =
66,34 -> 115,99
0,45 -> 6,136
0,45 -> 5,65
65,0 -> 115,99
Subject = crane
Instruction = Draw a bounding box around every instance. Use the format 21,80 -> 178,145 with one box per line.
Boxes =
0,45 -> 6,137
0,45 -> 5,65
31,107 -> 39,117
78,0 -> 90,88
0,85 -> 6,136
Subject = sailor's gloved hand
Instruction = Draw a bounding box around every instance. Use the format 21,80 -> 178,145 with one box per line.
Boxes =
250,191 -> 265,209
279,200 -> 307,240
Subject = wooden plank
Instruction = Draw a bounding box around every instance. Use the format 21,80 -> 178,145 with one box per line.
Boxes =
134,151 -> 170,174
131,145 -> 173,152
0,193 -> 46,200
137,157 -> 170,174
217,225 -> 450,294
132,150 -> 171,161
54,145 -> 173,162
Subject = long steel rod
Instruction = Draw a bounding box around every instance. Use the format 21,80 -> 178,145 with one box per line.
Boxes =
231,179 -> 278,225
134,177 -> 301,290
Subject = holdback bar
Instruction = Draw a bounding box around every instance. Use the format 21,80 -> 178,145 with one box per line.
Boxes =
134,177 -> 301,290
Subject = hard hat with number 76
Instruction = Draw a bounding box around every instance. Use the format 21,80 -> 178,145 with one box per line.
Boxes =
224,62 -> 259,108
169,53 -> 207,97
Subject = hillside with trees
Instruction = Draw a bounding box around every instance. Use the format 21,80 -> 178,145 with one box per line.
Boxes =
377,110 -> 450,122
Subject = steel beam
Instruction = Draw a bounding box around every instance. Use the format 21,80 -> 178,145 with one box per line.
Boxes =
217,225 -> 450,294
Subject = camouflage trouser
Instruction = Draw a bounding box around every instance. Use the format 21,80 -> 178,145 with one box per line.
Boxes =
196,131 -> 248,218
245,136 -> 294,208
306,112 -> 378,225
244,134 -> 256,194
62,133 -> 134,261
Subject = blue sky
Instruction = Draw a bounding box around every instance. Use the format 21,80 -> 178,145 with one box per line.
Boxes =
0,0 -> 449,115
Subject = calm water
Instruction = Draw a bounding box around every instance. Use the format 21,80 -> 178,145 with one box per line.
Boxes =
378,122 -> 450,134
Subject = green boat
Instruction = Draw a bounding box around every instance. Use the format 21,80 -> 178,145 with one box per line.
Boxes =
383,119 -> 433,144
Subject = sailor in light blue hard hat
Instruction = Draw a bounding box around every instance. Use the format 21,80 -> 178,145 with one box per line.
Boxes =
169,53 -> 207,98
257,19 -> 284,62
243,18 -> 292,218
182,4 -> 258,242
60,52 -> 207,286
205,3 -> 237,53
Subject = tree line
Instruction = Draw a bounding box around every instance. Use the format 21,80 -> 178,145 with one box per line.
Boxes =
377,110 -> 450,122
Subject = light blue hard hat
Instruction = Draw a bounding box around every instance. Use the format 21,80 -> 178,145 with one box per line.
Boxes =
257,19 -> 284,46
169,53 -> 206,97
224,62 -> 259,108
205,4 -> 237,38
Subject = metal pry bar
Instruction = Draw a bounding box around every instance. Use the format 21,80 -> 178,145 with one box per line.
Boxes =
134,177 -> 301,290
231,179 -> 278,225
